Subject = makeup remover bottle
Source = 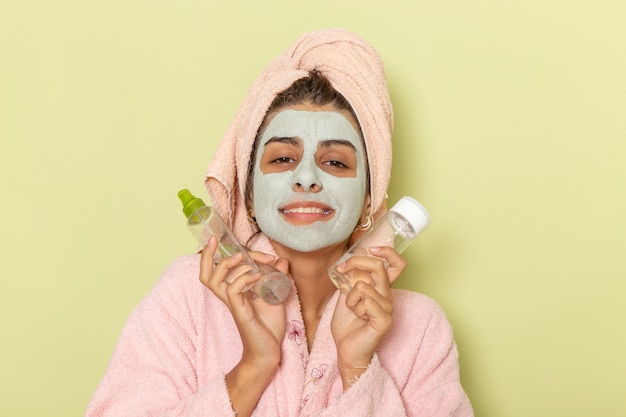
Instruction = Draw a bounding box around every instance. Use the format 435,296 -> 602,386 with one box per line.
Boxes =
178,189 -> 291,304
328,196 -> 430,293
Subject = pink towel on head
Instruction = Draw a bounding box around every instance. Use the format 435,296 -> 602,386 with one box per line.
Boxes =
205,28 -> 393,244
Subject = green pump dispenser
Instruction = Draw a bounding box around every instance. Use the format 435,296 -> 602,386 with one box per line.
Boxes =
178,189 -> 207,218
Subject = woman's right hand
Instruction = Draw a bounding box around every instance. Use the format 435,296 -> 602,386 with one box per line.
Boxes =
199,236 -> 288,417
200,236 -> 287,365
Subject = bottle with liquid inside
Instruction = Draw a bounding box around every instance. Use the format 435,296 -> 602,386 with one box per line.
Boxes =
178,189 -> 291,304
328,196 -> 430,293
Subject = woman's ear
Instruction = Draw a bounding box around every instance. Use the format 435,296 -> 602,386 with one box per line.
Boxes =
360,194 -> 372,223
351,195 -> 372,244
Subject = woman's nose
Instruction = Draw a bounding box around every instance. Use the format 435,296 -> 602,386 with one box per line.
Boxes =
292,160 -> 322,192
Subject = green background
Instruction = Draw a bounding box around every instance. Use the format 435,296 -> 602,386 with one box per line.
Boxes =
2,1 -> 625,416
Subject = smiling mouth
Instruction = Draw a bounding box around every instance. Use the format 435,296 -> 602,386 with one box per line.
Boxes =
279,203 -> 335,224
281,206 -> 333,215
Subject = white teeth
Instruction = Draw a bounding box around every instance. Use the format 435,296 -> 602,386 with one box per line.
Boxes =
282,207 -> 331,215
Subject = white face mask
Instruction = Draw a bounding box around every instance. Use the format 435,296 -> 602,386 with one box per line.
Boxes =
252,109 -> 367,252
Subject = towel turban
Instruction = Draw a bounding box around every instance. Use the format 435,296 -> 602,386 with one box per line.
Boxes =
206,28 -> 393,245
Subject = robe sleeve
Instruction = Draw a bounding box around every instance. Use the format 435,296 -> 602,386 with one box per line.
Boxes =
312,300 -> 473,417
85,255 -> 237,417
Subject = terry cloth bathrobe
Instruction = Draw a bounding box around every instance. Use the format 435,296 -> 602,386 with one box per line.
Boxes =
86,28 -> 473,416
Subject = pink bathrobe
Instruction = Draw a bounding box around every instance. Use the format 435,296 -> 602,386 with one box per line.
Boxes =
86,244 -> 472,416
87,28 -> 473,416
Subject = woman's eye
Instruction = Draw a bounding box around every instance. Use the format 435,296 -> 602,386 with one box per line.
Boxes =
324,160 -> 348,169
272,156 -> 295,164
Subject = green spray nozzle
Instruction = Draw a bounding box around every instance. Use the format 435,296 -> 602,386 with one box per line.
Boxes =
178,189 -> 207,218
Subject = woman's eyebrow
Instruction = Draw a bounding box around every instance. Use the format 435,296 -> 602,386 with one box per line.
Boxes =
318,139 -> 356,151
264,136 -> 300,147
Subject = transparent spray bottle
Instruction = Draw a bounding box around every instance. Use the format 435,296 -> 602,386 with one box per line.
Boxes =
178,189 -> 291,304
328,196 -> 430,293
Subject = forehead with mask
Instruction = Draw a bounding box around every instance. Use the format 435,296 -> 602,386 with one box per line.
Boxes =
245,72 -> 371,251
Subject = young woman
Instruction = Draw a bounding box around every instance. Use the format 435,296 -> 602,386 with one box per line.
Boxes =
87,29 -> 473,417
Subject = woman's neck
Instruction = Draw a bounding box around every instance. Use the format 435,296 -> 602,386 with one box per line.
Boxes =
271,239 -> 347,349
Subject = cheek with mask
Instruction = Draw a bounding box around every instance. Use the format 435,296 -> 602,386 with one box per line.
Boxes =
252,109 -> 367,252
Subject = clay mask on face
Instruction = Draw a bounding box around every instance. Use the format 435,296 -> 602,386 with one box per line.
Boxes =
252,109 -> 367,252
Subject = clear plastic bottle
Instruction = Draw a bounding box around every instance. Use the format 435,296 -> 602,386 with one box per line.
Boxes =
178,189 -> 291,304
328,196 -> 430,293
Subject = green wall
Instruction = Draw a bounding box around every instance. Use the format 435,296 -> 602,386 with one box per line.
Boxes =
2,1 -> 625,416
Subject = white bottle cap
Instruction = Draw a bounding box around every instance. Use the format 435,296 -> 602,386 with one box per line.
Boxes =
390,196 -> 431,237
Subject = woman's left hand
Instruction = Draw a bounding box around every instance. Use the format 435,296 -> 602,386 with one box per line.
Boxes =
330,246 -> 406,389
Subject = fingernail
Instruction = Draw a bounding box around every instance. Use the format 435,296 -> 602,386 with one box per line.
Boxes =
369,246 -> 381,252
337,262 -> 346,272
231,252 -> 243,260
207,236 -> 216,246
